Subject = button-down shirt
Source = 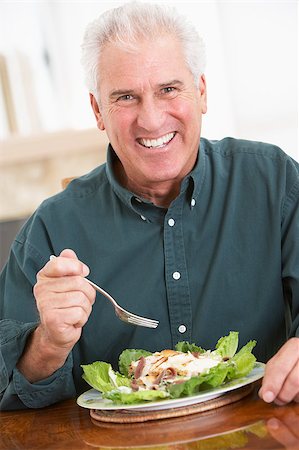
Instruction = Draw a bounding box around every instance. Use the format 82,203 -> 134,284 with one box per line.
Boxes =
1,137 -> 298,409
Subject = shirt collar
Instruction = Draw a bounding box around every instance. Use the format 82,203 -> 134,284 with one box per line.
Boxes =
105,140 -> 206,210
187,137 -> 206,205
105,145 -> 137,209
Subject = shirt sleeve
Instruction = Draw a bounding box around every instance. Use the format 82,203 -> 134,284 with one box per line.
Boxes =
281,160 -> 299,338
0,320 -> 76,410
0,220 -> 76,410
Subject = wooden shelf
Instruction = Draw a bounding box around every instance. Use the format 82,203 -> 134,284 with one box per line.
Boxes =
0,128 -> 108,221
0,128 -> 108,166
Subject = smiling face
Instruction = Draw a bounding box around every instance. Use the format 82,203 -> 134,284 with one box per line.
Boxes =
91,34 -> 207,206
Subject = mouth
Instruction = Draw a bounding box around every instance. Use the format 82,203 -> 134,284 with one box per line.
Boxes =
137,132 -> 176,149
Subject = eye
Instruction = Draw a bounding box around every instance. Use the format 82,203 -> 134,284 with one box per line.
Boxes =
161,86 -> 176,94
159,86 -> 180,100
117,94 -> 135,102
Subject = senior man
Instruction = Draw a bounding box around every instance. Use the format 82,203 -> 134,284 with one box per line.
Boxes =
0,2 -> 298,410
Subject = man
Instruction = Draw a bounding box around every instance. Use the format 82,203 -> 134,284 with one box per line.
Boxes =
0,2 -> 298,410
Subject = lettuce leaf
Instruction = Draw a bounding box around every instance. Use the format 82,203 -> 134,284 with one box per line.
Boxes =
176,331 -> 239,359
167,362 -> 230,398
175,341 -> 206,354
81,361 -> 130,393
103,388 -> 169,404
156,333 -> 256,399
118,348 -> 152,376
214,331 -> 239,358
227,340 -> 257,380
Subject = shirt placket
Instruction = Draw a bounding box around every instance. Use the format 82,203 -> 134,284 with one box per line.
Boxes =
164,194 -> 192,347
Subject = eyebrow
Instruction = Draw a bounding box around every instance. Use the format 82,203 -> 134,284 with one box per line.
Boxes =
109,80 -> 184,100
158,79 -> 184,89
109,89 -> 135,100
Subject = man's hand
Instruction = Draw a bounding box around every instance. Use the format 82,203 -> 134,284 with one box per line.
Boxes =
258,338 -> 299,405
17,249 -> 96,382
34,249 -> 96,350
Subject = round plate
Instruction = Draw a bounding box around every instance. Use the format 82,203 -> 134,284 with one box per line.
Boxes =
77,362 -> 264,412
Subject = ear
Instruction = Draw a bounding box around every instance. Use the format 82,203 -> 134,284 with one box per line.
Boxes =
198,74 -> 207,114
90,93 -> 105,130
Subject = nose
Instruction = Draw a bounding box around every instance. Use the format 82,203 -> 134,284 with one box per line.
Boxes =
136,95 -> 165,132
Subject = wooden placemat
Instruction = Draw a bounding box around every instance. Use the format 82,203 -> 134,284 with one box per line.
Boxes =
90,384 -> 253,423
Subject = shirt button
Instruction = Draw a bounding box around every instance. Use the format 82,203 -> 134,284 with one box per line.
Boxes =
140,215 -> 147,221
172,271 -> 181,280
178,324 -> 187,333
168,218 -> 175,227
191,198 -> 196,207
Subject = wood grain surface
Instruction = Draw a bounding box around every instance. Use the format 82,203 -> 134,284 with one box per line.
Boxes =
1,382 -> 299,449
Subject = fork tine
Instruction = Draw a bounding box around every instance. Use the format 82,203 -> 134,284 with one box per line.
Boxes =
126,317 -> 159,328
114,306 -> 159,328
123,312 -> 159,324
129,318 -> 159,326
114,308 -> 159,326
127,317 -> 159,327
121,313 -> 158,326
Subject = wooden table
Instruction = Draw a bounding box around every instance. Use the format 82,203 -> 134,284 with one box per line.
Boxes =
1,383 -> 298,449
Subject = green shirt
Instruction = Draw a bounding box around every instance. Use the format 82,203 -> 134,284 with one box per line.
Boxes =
1,137 -> 298,410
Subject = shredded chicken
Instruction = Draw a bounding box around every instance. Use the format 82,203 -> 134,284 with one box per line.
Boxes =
130,349 -> 222,391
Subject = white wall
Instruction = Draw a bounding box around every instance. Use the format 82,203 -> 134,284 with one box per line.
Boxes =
0,0 -> 298,160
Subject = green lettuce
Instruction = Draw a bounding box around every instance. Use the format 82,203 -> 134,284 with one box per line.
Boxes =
214,331 -> 239,358
175,341 -> 205,354
168,332 -> 256,398
81,361 -> 130,393
118,348 -> 152,376
227,340 -> 257,379
103,388 -> 169,404
167,362 -> 230,398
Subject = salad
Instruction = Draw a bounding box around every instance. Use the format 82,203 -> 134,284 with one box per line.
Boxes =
81,331 -> 257,405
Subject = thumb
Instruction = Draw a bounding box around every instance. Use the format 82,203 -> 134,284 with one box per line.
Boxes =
59,248 -> 78,260
58,249 -> 89,276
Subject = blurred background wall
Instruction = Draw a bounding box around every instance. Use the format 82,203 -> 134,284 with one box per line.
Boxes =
0,0 -> 298,266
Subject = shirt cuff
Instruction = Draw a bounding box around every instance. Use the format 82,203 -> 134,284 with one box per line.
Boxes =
0,320 -> 38,392
13,353 -> 75,408
0,319 -> 76,409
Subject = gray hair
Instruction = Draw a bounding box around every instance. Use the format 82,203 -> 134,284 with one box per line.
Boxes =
81,1 -> 206,98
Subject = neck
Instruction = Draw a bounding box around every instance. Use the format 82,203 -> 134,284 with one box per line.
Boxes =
115,160 -> 180,208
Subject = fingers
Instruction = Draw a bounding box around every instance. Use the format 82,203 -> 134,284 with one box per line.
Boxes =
34,274 -> 96,325
259,338 -> 299,405
39,250 -> 89,279
42,292 -> 93,329
59,248 -> 79,259
37,284 -> 95,313
35,273 -> 95,301
33,249 -> 96,349
272,362 -> 299,406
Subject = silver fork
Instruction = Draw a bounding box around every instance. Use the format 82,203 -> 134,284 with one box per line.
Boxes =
49,255 -> 159,328
85,278 -> 159,328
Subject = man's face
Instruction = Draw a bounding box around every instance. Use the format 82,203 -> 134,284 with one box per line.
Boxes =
91,35 -> 207,196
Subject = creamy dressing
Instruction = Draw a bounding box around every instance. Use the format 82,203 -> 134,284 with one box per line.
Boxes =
108,366 -> 118,386
117,386 -> 132,393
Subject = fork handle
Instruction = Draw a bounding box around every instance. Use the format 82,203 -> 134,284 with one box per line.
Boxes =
85,278 -> 118,308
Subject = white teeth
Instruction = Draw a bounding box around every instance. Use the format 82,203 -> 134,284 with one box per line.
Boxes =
139,132 -> 175,148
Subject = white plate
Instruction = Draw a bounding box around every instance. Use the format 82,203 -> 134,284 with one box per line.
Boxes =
77,362 -> 264,412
